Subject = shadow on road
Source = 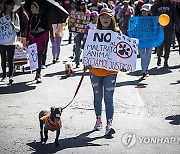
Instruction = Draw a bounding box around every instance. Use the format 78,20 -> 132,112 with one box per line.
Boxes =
27,130 -> 105,154
116,77 -> 147,87
44,69 -> 89,79
165,115 -> 180,125
128,67 -> 172,77
0,81 -> 36,94
170,80 -> 180,85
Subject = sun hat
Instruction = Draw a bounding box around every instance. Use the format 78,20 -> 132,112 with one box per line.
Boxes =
140,3 -> 152,12
99,8 -> 113,17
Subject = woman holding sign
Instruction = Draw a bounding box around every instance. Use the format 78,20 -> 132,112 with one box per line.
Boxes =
0,0 -> 20,85
27,1 -> 49,83
85,8 -> 119,137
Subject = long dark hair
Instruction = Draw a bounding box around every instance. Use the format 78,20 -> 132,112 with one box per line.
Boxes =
0,0 -> 16,19
76,3 -> 88,13
97,15 -> 119,32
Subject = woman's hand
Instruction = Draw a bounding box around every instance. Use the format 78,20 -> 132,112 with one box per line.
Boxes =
50,36 -> 55,42
120,68 -> 127,72
26,41 -> 29,47
37,27 -> 45,32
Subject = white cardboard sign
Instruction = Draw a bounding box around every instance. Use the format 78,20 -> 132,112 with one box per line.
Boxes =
82,29 -> 139,72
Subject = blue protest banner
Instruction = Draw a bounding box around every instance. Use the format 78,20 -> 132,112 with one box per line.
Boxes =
128,16 -> 164,48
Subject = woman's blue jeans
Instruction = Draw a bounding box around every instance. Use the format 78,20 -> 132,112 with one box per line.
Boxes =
90,72 -> 117,124
139,47 -> 152,73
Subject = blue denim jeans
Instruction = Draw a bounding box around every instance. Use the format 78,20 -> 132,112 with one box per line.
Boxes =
139,47 -> 152,73
74,33 -> 84,65
90,72 -> 117,124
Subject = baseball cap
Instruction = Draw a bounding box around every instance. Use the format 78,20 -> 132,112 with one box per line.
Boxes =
99,8 -> 113,17
140,4 -> 152,11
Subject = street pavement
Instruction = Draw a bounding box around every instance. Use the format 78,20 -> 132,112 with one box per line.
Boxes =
0,28 -> 180,154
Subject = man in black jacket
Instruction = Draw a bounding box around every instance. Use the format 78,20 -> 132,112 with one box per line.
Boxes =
151,0 -> 180,67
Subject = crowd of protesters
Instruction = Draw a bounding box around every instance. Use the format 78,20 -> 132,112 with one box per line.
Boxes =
0,0 -> 179,137
0,0 -> 179,84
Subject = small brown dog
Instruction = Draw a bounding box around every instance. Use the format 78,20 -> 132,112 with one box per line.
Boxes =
65,61 -> 73,77
39,107 -> 62,146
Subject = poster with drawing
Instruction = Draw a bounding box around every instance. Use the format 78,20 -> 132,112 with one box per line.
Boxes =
27,43 -> 38,70
0,15 -> 13,44
82,29 -> 139,72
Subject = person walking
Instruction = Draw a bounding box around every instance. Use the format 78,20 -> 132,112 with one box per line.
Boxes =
151,0 -> 180,67
0,0 -> 20,84
83,11 -> 99,45
27,1 -> 49,83
138,4 -> 153,78
117,0 -> 134,36
50,23 -> 64,64
175,1 -> 180,55
68,0 -> 91,68
85,8 -> 119,136
68,0 -> 76,44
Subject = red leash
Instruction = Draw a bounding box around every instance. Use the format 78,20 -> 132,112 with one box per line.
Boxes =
62,68 -> 87,110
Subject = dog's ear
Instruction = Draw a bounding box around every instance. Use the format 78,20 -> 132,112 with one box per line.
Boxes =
51,106 -> 55,112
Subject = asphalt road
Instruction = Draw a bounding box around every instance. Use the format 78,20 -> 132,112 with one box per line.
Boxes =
0,29 -> 180,154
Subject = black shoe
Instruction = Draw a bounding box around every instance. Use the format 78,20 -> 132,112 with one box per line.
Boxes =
164,61 -> 169,67
8,78 -> 14,85
142,73 -> 146,79
53,59 -> 56,64
76,64 -> 79,68
35,74 -> 41,80
36,77 -> 42,83
157,57 -> 161,66
56,58 -> 59,63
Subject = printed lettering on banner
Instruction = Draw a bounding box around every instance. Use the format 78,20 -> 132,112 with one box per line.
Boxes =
128,16 -> 164,48
82,29 -> 139,72
0,15 -> 13,44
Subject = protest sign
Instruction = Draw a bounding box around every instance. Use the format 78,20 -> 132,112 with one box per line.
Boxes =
27,43 -> 38,70
14,49 -> 28,60
0,15 -> 13,44
128,16 -> 164,48
82,29 -> 139,72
